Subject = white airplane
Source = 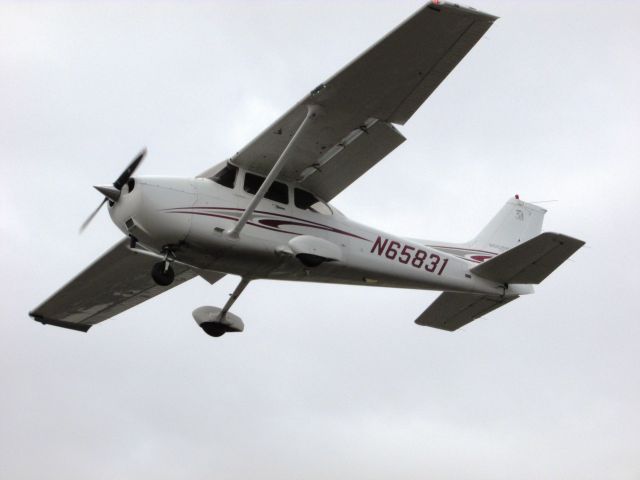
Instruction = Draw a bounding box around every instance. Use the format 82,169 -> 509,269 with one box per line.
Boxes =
30,2 -> 584,337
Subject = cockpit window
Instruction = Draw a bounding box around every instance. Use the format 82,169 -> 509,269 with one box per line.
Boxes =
244,172 -> 289,204
211,164 -> 238,189
294,188 -> 332,215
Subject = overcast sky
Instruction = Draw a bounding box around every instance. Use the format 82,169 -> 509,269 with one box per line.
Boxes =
1,1 -> 639,479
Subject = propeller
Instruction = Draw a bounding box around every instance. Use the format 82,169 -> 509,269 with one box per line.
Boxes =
79,148 -> 147,233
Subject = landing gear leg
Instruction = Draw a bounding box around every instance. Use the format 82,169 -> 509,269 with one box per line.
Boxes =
221,278 -> 250,316
151,248 -> 176,286
193,278 -> 250,337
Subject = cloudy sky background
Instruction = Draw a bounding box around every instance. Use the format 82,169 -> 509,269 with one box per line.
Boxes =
1,1 -> 639,478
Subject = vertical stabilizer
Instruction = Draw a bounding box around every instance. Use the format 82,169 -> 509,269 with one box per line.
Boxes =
469,197 -> 546,253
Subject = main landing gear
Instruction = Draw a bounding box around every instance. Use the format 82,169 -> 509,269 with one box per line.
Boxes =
193,278 -> 249,337
128,239 -> 247,337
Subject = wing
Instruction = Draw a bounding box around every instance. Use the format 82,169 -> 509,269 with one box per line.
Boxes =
200,2 -> 497,200
29,239 -> 223,332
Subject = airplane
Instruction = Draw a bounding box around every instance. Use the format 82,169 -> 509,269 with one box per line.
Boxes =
29,2 -> 585,338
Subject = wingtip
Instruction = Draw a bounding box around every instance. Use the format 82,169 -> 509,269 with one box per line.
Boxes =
29,313 -> 92,332
428,1 -> 499,22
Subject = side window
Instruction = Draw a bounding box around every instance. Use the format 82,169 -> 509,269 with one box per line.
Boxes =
294,188 -> 332,216
211,164 -> 238,189
266,181 -> 289,204
243,172 -> 262,195
244,172 -> 289,204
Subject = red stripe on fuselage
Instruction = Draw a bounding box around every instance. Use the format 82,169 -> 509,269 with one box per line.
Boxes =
164,208 -> 371,241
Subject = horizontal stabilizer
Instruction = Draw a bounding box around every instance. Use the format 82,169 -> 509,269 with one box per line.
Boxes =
471,232 -> 585,284
415,292 -> 518,331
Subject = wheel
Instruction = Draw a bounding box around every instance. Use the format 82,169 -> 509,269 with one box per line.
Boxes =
151,262 -> 175,286
199,322 -> 228,337
296,253 -> 327,267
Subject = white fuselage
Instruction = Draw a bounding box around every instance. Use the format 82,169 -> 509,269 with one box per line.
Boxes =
108,173 -> 528,298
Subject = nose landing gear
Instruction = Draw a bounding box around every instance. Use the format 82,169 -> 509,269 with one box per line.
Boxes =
126,241 -> 180,287
151,248 -> 176,286
151,261 -> 175,286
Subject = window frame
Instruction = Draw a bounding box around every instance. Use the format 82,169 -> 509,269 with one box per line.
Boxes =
210,163 -> 238,190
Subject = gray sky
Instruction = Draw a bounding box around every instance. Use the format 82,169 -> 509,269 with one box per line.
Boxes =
1,1 -> 639,478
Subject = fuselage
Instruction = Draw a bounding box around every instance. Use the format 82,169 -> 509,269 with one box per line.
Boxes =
107,168 -> 527,298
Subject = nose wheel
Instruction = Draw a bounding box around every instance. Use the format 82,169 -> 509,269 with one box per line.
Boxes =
152,261 -> 175,286
151,248 -> 176,286
127,243 -> 178,286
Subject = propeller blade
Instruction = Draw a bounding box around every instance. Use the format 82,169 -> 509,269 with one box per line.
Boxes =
80,148 -> 146,233
79,197 -> 108,233
113,147 -> 146,190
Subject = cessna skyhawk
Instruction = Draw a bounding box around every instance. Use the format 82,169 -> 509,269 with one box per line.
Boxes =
30,2 -> 585,337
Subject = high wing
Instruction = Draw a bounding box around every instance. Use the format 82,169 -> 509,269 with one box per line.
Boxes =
29,239 -> 223,332
200,2 -> 497,200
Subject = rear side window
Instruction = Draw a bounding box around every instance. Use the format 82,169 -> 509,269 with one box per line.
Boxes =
294,188 -> 332,215
211,164 -> 238,189
244,172 -> 289,204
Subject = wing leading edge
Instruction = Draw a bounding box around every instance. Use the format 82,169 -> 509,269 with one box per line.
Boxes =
200,2 -> 497,200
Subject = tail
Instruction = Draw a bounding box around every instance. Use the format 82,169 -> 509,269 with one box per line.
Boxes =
468,196 -> 547,253
414,196 -> 585,331
417,230 -> 585,331
467,196 -> 584,285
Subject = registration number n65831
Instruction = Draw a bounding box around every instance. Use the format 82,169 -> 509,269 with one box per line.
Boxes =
370,236 -> 448,275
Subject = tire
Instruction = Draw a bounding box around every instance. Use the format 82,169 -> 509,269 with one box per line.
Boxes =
151,262 -> 175,286
296,253 -> 327,267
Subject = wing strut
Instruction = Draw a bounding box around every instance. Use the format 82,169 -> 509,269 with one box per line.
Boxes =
226,104 -> 320,237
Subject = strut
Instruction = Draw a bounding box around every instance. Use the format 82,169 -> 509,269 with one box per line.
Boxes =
226,104 -> 320,237
220,277 -> 250,317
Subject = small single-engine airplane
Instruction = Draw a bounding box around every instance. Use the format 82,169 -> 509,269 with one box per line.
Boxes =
30,2 -> 584,337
